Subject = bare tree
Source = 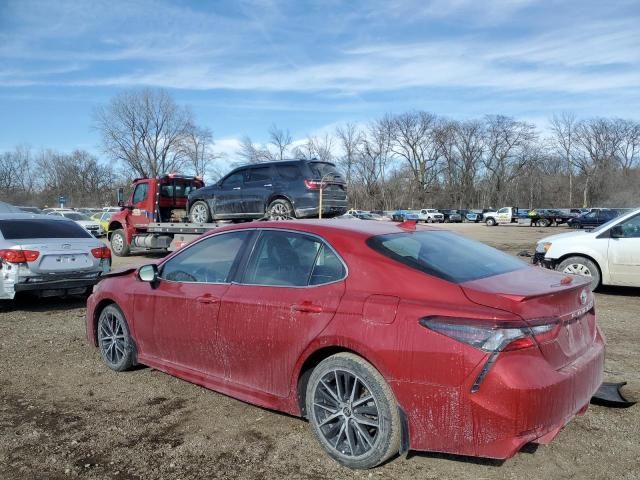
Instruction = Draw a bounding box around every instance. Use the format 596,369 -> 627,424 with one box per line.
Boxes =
615,119 -> 640,174
181,125 -> 218,178
549,113 -> 578,206
335,123 -> 362,185
268,124 -> 292,161
95,88 -> 194,177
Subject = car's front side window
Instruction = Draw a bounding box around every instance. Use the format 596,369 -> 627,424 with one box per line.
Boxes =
132,183 -> 148,204
222,172 -> 244,187
618,215 -> 640,238
160,231 -> 250,283
241,230 -> 345,286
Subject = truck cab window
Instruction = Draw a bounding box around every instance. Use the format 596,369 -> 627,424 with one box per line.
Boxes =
132,183 -> 148,204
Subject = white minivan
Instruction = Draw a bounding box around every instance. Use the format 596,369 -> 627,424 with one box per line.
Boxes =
534,208 -> 640,290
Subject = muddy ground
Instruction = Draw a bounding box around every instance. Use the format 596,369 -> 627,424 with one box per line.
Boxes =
1,223 -> 639,479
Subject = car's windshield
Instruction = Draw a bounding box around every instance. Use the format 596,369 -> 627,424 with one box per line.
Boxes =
63,213 -> 91,221
367,230 -> 526,283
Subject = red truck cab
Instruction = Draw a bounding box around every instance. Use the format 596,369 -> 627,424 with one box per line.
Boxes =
108,174 -> 204,256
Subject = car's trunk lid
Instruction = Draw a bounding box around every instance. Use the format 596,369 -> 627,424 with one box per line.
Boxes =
14,240 -> 100,273
461,267 -> 597,370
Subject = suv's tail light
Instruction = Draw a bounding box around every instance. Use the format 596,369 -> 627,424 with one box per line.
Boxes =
420,316 -> 560,393
0,249 -> 40,263
304,179 -> 324,190
91,246 -> 112,259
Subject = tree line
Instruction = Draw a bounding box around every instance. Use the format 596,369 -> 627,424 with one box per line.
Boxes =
1,88 -> 638,209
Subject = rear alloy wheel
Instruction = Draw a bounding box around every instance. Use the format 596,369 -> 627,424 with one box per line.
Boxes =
485,217 -> 496,226
110,229 -> 130,257
190,200 -> 211,223
557,256 -> 601,291
97,304 -> 135,371
306,353 -> 400,469
268,199 -> 294,220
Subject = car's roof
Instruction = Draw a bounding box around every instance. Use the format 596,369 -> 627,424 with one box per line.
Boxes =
0,213 -> 72,221
206,218 -> 438,240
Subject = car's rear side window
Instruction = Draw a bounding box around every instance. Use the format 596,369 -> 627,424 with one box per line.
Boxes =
366,230 -> 526,283
0,219 -> 92,239
274,164 -> 301,181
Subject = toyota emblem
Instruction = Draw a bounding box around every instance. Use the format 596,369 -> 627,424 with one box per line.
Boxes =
580,289 -> 588,306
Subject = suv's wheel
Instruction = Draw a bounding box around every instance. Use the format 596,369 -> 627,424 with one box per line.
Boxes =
557,256 -> 601,291
485,217 -> 497,226
306,353 -> 401,469
268,199 -> 294,220
110,229 -> 130,257
97,304 -> 136,371
190,201 -> 212,223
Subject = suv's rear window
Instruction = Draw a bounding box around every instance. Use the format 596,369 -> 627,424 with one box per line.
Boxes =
309,162 -> 342,180
0,219 -> 92,239
366,230 -> 526,283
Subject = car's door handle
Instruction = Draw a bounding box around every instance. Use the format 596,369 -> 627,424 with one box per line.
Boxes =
196,295 -> 220,304
263,184 -> 272,187
233,187 -> 241,190
292,302 -> 323,313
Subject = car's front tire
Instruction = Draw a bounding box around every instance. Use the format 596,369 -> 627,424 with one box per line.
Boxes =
485,217 -> 496,226
557,256 -> 601,291
305,353 -> 401,469
189,200 -> 212,223
97,304 -> 136,371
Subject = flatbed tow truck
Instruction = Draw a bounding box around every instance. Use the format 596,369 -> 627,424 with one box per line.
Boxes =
107,174 -> 221,257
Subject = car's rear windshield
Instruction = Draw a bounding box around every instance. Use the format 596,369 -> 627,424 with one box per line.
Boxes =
309,162 -> 342,181
0,219 -> 92,239
366,230 -> 526,283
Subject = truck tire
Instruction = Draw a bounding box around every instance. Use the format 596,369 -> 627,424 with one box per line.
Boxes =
189,200 -> 212,223
539,218 -> 552,227
110,229 -> 130,257
556,256 -> 601,291
485,217 -> 497,226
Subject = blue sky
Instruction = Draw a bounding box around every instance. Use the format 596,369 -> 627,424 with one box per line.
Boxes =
1,0 -> 639,161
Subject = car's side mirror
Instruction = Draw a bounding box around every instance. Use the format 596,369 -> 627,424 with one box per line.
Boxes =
138,264 -> 158,283
610,225 -> 625,239
116,188 -> 125,207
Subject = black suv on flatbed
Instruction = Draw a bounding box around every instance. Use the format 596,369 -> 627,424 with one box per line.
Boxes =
187,159 -> 348,222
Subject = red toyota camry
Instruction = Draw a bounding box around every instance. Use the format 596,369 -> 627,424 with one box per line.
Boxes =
86,220 -> 604,469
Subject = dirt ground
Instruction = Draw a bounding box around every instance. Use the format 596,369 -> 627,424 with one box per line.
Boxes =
1,223 -> 639,480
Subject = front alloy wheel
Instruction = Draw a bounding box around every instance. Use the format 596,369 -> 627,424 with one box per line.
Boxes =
97,305 -> 135,371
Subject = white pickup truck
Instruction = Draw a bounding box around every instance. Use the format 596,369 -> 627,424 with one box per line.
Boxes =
533,208 -> 640,290
482,207 -> 526,226
414,209 -> 444,223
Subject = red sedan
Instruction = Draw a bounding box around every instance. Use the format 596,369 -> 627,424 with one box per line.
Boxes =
86,220 -> 604,469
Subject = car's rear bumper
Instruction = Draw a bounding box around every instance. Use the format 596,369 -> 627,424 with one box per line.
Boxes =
13,275 -> 101,296
393,335 -> 605,459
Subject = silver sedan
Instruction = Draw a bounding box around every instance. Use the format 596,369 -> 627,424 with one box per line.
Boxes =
0,213 -> 111,300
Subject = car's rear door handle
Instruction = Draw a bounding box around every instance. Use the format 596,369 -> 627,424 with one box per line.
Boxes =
263,183 -> 272,187
233,187 -> 241,190
196,295 -> 220,304
292,302 -> 323,313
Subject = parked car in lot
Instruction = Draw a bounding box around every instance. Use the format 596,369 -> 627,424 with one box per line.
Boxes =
46,211 -> 103,237
87,220 -> 604,468
0,214 -> 111,300
534,208 -> 640,290
439,209 -> 463,223
188,159 -> 348,223
567,209 -> 619,229
415,209 -> 444,223
18,206 -> 42,214
390,210 -> 419,222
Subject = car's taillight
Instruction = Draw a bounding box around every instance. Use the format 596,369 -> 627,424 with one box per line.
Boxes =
420,315 -> 560,393
91,246 -> 112,259
304,179 -> 324,189
0,249 -> 40,263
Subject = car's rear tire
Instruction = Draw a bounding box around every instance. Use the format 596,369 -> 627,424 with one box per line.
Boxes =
557,256 -> 601,291
97,304 -> 136,371
485,217 -> 496,226
189,200 -> 212,223
110,229 -> 130,257
268,199 -> 294,220
305,353 -> 401,469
